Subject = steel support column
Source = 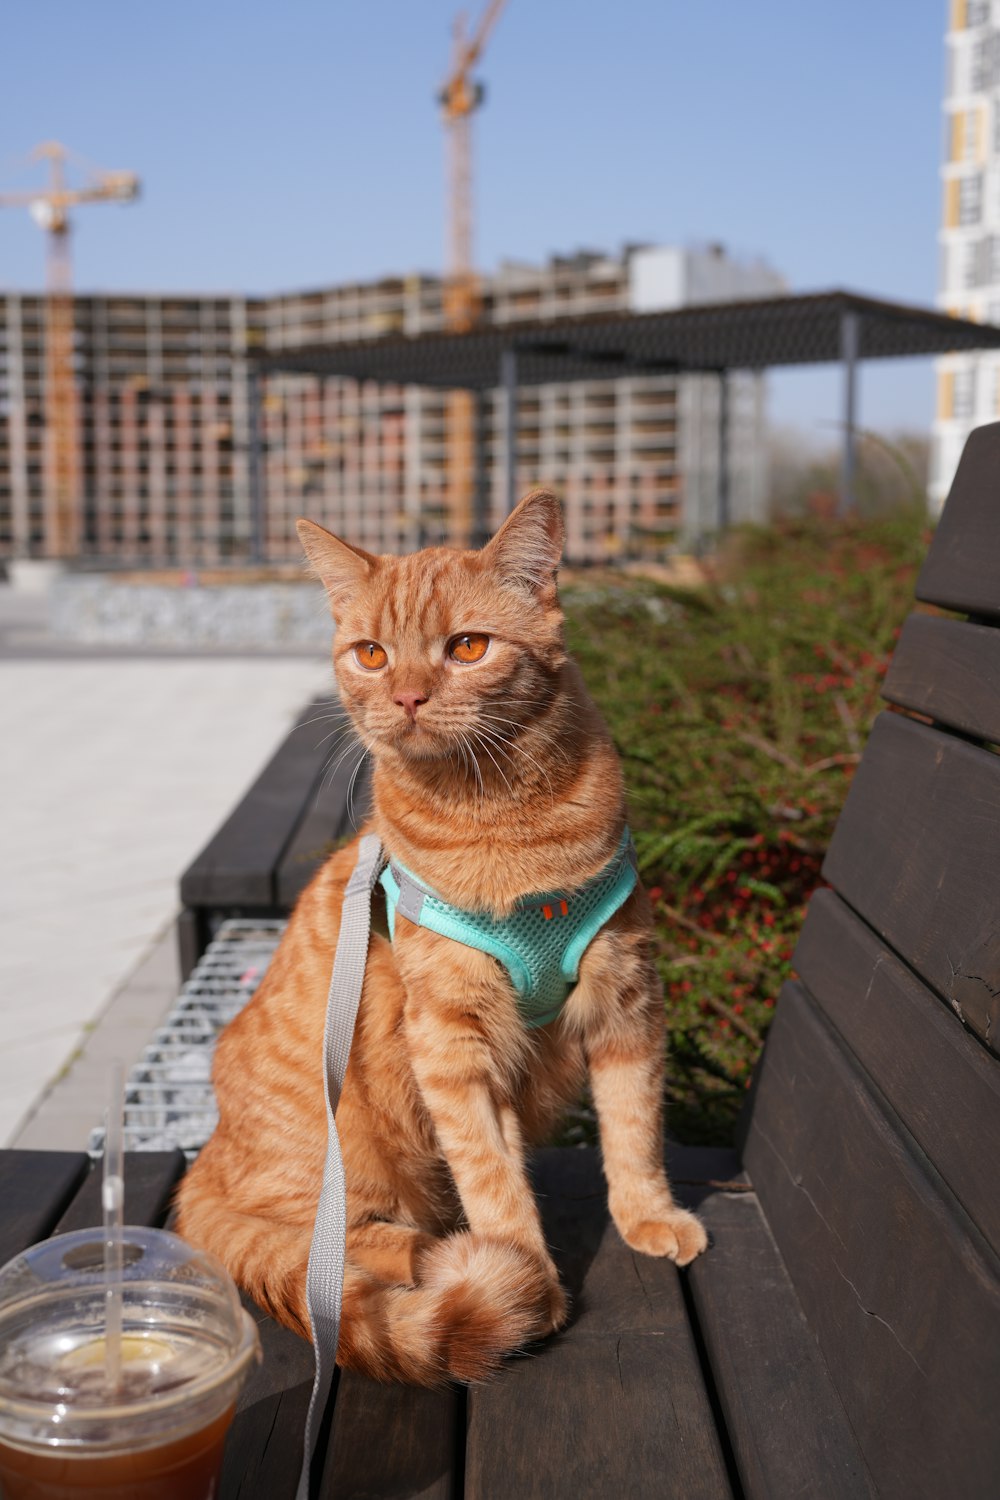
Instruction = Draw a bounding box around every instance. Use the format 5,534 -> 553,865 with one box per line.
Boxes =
501,347 -> 518,515
840,309 -> 860,515
247,366 -> 266,563
717,369 -> 730,531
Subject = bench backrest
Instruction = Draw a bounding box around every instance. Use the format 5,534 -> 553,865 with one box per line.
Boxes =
740,422 -> 1000,1500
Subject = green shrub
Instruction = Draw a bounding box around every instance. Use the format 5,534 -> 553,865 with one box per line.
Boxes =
563,507 -> 930,1145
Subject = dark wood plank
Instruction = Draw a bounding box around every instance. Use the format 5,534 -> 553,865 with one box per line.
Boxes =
0,1151 -> 89,1265
180,697 -> 335,909
320,1376 -> 457,1500
177,904 -> 207,982
162,1168 -> 317,1500
54,1150 -> 188,1235
796,889 -> 1000,1255
666,1139 -> 744,1209
883,612 -> 1000,744
687,1186 -> 877,1500
220,1301 -> 315,1500
916,419 -> 1000,617
465,1147 -> 733,1500
822,710 -> 1000,1054
275,736 -> 372,910
743,982 -> 1000,1500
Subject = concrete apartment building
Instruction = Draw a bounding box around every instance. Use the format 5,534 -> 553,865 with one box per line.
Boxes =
933,0 -> 1000,511
0,243 -> 783,566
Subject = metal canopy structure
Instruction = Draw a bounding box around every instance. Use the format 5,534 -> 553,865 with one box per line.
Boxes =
254,289 -> 1000,388
249,290 -> 1000,549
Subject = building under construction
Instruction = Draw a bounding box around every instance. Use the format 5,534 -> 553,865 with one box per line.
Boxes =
0,243 -> 784,566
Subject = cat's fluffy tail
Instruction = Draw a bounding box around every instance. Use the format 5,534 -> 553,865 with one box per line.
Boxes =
339,1232 -> 557,1385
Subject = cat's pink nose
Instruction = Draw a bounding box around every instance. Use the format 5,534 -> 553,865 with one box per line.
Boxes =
394,691 -> 428,722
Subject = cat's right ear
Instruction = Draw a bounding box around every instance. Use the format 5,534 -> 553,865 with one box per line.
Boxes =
296,518 -> 376,615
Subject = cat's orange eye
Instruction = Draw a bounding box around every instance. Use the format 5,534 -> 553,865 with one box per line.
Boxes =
354,641 -> 388,670
449,633 -> 490,664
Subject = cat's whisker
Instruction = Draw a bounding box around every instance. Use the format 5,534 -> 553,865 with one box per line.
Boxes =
476,714 -> 519,738
310,721 -> 356,753
478,709 -> 576,771
295,710 -> 344,732
318,729 -> 367,795
456,737 -> 481,801
501,723 -> 575,774
458,731 -> 485,800
476,732 -> 531,799
469,730 -> 515,799
326,730 -> 365,775
479,726 -> 558,802
346,747 -> 371,829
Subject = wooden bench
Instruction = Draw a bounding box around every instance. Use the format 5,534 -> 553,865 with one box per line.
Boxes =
19,421 -> 998,1496
177,699 -> 371,979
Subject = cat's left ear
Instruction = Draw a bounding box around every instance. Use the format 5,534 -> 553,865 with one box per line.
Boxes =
297,518 -> 377,615
481,488 -> 564,595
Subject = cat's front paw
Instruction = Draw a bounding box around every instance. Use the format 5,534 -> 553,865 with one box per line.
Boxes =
616,1207 -> 708,1266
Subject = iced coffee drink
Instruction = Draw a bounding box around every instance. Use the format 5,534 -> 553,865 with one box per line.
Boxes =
0,1226 -> 260,1500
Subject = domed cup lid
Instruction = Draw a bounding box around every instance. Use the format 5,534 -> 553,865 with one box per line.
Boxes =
0,1226 -> 260,1454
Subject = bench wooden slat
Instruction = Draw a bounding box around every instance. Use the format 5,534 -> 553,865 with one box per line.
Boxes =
320,1378 -> 458,1500
220,1302 -> 315,1500
743,982 -> 1000,1500
0,1151 -> 90,1266
180,699 -> 334,909
916,420 -> 1000,617
796,889 -> 1000,1255
55,1150 -> 187,1236
687,1185 -> 877,1500
883,613 -> 1000,744
275,745 -> 372,910
465,1148 -> 733,1500
822,710 -> 1000,1055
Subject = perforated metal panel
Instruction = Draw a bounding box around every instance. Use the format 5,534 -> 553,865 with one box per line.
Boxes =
89,919 -> 285,1159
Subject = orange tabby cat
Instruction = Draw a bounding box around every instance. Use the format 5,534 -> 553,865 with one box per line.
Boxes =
175,488 -> 707,1383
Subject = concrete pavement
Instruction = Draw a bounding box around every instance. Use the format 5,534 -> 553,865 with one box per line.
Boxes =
1,609 -> 330,1146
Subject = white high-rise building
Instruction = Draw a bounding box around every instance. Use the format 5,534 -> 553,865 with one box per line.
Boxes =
933,0 -> 1000,511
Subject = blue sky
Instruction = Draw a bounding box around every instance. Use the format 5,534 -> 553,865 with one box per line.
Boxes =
1,0 -> 946,439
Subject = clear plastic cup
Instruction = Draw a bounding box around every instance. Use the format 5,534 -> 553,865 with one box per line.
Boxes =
0,1225 -> 261,1500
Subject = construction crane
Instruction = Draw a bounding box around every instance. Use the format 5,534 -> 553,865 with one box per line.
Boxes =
0,142 -> 140,557
438,0 -> 507,544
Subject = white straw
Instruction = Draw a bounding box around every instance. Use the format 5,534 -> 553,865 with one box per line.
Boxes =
102,1060 -> 125,1394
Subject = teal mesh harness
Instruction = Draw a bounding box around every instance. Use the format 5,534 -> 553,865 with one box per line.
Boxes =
380,826 -> 638,1028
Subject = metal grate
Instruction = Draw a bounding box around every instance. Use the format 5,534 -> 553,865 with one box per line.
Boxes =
89,919 -> 286,1159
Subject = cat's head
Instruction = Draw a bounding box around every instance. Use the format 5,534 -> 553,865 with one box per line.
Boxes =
298,489 -> 567,764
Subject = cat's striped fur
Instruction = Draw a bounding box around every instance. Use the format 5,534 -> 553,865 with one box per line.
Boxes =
175,489 -> 707,1383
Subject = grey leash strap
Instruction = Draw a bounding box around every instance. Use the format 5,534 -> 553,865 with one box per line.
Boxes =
296,832 -> 384,1500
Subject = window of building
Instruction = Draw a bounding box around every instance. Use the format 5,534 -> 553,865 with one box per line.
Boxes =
966,108 -> 980,160
960,172 -> 984,224
954,365 -> 978,419
972,37 -> 991,91
965,239 -> 982,287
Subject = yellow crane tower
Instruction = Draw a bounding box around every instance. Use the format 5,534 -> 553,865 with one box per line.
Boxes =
0,142 -> 140,557
438,0 -> 507,544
